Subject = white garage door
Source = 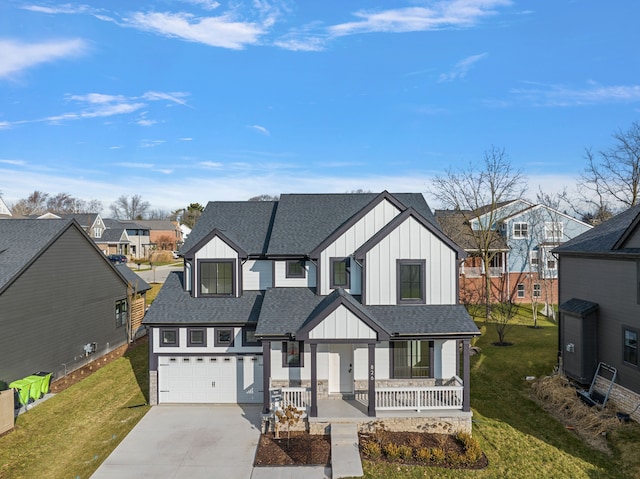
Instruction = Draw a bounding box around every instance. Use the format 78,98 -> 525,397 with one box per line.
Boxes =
158,355 -> 263,404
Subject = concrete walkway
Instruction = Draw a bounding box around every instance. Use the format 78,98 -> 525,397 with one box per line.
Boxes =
330,423 -> 364,479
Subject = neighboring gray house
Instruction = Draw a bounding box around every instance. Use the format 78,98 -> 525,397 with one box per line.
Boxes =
0,219 -> 150,390
555,204 -> 640,420
103,219 -> 151,259
143,192 -> 480,432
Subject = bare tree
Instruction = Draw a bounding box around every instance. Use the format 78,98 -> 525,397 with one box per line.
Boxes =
490,301 -> 518,345
147,209 -> 170,220
11,190 -> 49,216
429,146 -> 527,319
110,194 -> 150,220
248,194 -> 279,201
579,121 -> 640,213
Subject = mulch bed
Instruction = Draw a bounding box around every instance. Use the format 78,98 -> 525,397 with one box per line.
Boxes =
253,429 -> 488,470
254,431 -> 331,466
360,431 -> 489,470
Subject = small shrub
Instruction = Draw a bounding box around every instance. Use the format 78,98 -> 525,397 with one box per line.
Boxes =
430,447 -> 446,463
407,435 -> 422,449
446,451 -> 466,466
456,431 -> 482,463
361,440 -> 382,459
398,444 -> 413,461
383,443 -> 401,459
416,447 -> 432,463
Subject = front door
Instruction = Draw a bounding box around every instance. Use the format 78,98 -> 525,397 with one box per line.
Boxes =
328,344 -> 354,395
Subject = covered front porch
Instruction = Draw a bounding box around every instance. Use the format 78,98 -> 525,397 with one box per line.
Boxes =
262,337 -> 473,419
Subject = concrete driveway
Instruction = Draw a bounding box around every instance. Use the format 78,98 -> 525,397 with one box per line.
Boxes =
90,404 -> 261,479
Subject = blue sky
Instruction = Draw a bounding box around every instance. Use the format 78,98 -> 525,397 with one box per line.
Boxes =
1,0 -> 639,214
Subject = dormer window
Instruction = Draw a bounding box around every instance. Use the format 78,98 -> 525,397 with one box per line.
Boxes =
330,258 -> 350,289
199,260 -> 235,296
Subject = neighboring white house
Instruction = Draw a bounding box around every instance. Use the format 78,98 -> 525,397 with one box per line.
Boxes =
143,192 -> 480,432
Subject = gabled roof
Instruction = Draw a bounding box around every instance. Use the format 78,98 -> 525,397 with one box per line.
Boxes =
498,203 -> 592,228
0,219 -> 77,293
180,201 -> 277,256
355,207 -> 465,260
142,272 -> 264,325
472,199 -> 532,221
554,204 -> 640,255
254,287 -> 478,338
97,227 -> 129,243
559,298 -> 599,317
269,192 -> 438,256
0,219 -> 132,295
182,228 -> 248,260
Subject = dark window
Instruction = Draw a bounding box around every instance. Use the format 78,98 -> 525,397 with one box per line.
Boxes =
513,222 -> 528,238
187,328 -> 207,347
243,327 -> 260,347
624,328 -> 638,366
215,328 -> 235,347
282,341 -> 304,367
533,284 -> 541,297
330,258 -> 350,289
286,260 -> 305,278
517,283 -> 525,298
199,260 -> 234,296
392,341 -> 432,378
160,328 -> 178,347
397,260 -> 426,303
115,299 -> 127,328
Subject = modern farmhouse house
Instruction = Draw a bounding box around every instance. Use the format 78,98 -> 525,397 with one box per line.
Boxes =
143,192 -> 480,431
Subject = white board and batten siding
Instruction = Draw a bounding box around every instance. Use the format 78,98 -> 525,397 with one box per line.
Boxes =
363,216 -> 458,305
307,306 -> 376,340
318,199 -> 402,295
193,236 -> 240,297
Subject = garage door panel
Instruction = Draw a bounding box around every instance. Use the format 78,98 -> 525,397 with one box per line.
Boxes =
158,355 -> 263,404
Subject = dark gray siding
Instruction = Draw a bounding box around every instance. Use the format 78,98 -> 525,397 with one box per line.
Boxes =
560,255 -> 640,393
0,226 -> 128,388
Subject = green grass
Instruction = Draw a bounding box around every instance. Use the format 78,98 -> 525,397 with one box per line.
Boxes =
363,313 -> 640,478
0,343 -> 150,479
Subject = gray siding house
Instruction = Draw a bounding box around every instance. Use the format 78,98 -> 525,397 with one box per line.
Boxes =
0,219 -> 149,390
144,192 -> 480,432
555,204 -> 640,419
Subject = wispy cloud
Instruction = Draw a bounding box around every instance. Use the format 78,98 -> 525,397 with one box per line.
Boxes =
180,0 -> 221,11
0,39 -> 87,79
123,11 -> 265,49
328,0 -> 512,37
250,124 -> 270,135
21,4 -> 93,15
438,52 -> 488,82
0,159 -> 27,166
139,140 -> 166,148
510,81 -> 640,107
200,161 -> 224,168
0,90 -> 189,128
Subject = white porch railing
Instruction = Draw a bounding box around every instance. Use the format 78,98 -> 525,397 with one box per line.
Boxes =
376,376 -> 464,411
277,376 -> 464,413
278,387 -> 311,411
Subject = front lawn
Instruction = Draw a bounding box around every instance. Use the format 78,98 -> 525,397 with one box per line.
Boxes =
0,342 -> 150,479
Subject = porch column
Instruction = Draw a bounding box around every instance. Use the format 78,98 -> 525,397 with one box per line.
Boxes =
368,343 -> 376,417
462,339 -> 471,413
310,343 -> 318,417
262,340 -> 271,414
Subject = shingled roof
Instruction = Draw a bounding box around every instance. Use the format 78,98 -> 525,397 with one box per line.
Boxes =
0,219 -> 75,292
181,192 -> 438,257
553,204 -> 640,255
